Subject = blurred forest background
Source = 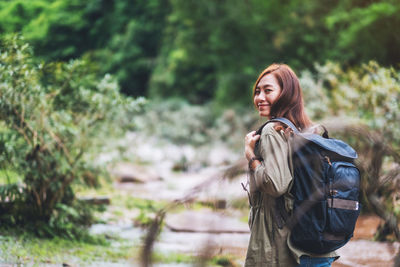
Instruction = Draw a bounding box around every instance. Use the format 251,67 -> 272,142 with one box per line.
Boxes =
1,0 -> 400,102
0,0 -> 400,266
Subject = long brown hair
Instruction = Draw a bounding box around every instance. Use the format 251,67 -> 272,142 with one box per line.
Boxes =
252,63 -> 312,130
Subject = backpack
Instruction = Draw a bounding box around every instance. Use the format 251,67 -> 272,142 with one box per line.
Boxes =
255,117 -> 361,254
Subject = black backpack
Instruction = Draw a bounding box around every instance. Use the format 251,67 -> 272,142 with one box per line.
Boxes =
255,117 -> 361,254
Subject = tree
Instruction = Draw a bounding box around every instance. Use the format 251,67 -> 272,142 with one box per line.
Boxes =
0,35 -> 142,238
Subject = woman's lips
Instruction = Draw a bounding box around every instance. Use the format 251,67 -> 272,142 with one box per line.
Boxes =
258,103 -> 270,109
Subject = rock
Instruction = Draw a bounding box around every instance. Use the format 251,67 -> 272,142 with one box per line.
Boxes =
110,163 -> 162,183
165,210 -> 249,234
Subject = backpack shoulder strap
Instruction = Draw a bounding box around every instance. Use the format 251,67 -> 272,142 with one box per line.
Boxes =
269,117 -> 300,134
255,117 -> 300,136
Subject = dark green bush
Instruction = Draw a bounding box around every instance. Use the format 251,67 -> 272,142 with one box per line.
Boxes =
0,35 -> 143,238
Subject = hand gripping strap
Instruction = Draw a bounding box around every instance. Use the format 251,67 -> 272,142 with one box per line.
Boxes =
255,117 -> 299,136
271,118 -> 330,138
268,117 -> 300,134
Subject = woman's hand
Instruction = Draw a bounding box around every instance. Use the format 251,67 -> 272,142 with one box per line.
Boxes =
245,131 -> 260,161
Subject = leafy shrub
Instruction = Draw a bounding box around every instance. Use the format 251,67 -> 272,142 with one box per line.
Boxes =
134,98 -> 256,150
301,61 -> 400,148
0,35 -> 143,238
134,99 -> 215,146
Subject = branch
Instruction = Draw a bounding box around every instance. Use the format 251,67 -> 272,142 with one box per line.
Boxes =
12,124 -> 32,147
47,129 -> 72,165
12,107 -> 37,142
379,166 -> 400,187
368,194 -> 400,241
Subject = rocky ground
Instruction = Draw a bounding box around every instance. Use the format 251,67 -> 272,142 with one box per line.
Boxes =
98,139 -> 400,267
2,132 -> 398,267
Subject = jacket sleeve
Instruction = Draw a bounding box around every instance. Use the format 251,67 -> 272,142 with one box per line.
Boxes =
249,128 -> 292,197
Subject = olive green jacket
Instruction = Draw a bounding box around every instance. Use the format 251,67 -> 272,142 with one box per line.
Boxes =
244,123 -> 338,267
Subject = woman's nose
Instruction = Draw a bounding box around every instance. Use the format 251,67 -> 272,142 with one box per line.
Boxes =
257,91 -> 266,101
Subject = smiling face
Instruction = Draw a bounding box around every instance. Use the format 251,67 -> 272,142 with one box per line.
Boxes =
253,73 -> 282,118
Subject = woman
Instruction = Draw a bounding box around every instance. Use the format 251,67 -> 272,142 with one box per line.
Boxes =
244,64 -> 338,266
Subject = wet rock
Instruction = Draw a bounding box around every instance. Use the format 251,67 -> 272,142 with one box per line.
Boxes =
110,163 -> 162,183
165,210 -> 249,234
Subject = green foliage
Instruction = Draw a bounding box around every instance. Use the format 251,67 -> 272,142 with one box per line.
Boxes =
151,251 -> 194,264
1,0 -> 399,104
134,99 -> 255,148
0,231 -> 133,265
0,0 -> 88,59
149,0 -> 263,104
0,1 -> 47,33
211,255 -> 238,267
134,99 -> 215,145
301,61 -> 400,146
149,0 -> 400,105
90,0 -> 170,96
325,0 -> 400,65
0,35 -> 143,238
119,196 -> 166,227
0,0 -> 170,96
